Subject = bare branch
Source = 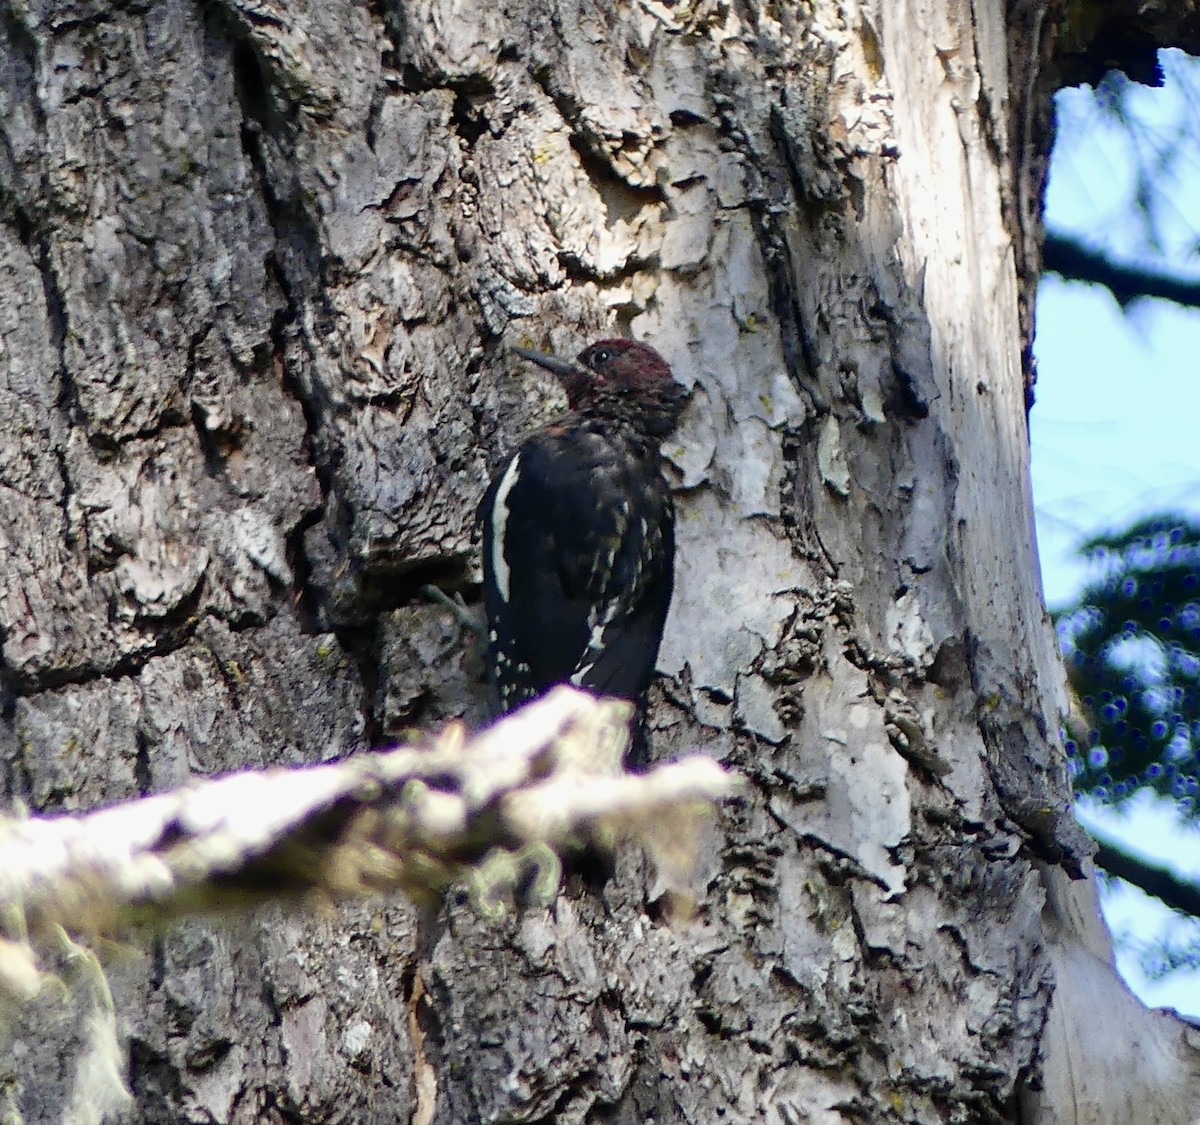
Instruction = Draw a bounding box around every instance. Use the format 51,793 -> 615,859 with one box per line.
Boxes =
1091,825 -> 1200,920
1043,232 -> 1200,309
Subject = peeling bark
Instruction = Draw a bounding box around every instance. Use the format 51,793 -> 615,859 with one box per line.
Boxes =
1,0 -> 1198,1122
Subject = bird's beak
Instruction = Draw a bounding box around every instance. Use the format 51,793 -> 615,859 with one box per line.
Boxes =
512,346 -> 583,383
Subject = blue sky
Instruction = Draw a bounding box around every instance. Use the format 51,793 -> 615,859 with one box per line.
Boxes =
1030,53 -> 1200,1015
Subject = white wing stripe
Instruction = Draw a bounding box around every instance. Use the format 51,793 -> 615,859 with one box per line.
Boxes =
490,454 -> 522,602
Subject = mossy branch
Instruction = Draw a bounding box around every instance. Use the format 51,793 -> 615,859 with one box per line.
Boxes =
0,687 -> 737,996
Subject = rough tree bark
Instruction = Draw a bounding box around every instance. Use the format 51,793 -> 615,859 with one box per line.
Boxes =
1,0 -> 1198,1123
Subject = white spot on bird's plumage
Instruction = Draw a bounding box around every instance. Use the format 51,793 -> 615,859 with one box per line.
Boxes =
571,599 -> 622,687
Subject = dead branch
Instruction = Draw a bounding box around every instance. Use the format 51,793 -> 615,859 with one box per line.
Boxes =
0,688 -> 737,982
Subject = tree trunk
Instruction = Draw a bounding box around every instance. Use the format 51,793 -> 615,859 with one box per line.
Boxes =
1,0 -> 1197,1122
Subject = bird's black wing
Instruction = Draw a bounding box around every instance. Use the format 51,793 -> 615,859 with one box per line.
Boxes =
480,422 -> 674,712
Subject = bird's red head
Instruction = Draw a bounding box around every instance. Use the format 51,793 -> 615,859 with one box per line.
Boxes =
513,338 -> 687,436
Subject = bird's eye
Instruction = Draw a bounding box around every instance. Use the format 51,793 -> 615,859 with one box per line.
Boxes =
590,348 -> 612,367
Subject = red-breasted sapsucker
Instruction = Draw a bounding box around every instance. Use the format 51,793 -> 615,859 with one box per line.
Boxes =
480,339 -> 688,731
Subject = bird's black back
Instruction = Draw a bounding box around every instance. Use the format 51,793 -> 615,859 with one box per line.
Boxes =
480,415 -> 675,714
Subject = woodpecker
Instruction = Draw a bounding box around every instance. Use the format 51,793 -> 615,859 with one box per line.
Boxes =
480,338 -> 688,732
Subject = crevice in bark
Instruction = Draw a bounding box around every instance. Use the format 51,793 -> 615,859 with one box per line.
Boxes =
798,832 -> 892,893
567,132 -> 667,214
186,330 -> 229,480
339,622 -> 384,747
264,279 -> 333,638
527,62 -> 668,210
223,7 -> 352,657
226,20 -> 331,423
367,0 -> 400,80
80,414 -> 197,461
284,505 -> 328,637
134,726 -> 152,797
359,555 -> 475,613
750,111 -> 821,403
888,358 -> 932,421
755,238 -> 821,414
4,581 -> 208,696
529,1074 -> 602,1125
450,87 -> 490,147
0,688 -> 29,805
779,436 -> 842,591
555,247 -> 662,290
36,236 -> 71,408
127,1036 -> 184,1124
